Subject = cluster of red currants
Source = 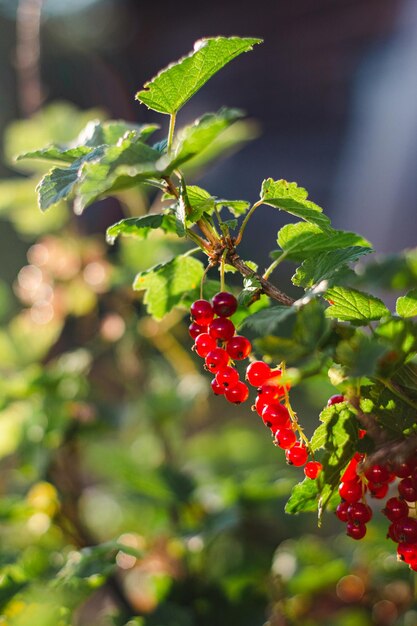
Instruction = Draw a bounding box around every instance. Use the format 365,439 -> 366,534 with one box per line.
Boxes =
189,292 -> 322,479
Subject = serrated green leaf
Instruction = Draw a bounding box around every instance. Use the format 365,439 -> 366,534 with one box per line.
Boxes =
18,144 -> 92,164
261,178 -> 331,229
216,198 -> 250,216
106,213 -> 177,244
336,333 -> 387,377
396,289 -> 417,318
275,222 -> 371,262
325,286 -> 390,324
285,479 -> 320,514
183,185 -> 215,222
133,255 -> 204,319
136,36 -> 262,115
292,246 -> 372,289
238,276 -> 262,306
241,305 -> 295,335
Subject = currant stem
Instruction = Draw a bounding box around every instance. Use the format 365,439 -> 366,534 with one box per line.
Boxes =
235,199 -> 263,246
167,112 -> 176,153
263,251 -> 288,279
220,250 -> 227,292
200,263 -> 213,299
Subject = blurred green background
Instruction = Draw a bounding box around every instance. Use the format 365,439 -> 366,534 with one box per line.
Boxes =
0,1 -> 417,625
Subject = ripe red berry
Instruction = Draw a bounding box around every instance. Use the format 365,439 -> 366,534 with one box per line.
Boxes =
358,429 -> 367,439
346,521 -> 367,540
275,428 -> 296,449
254,395 -> 268,416
286,443 -> 308,467
383,497 -> 409,522
304,461 -> 322,479
212,292 -> 238,317
208,318 -> 235,341
261,403 -> 291,431
336,501 -> 350,522
258,384 -> 281,404
341,457 -> 359,483
188,321 -> 208,339
226,336 -> 252,360
190,299 -> 214,325
368,482 -> 388,499
339,480 -> 362,503
211,378 -> 225,395
246,361 -> 272,387
392,459 -> 415,478
347,502 -> 372,524
225,381 -> 249,405
194,333 -> 216,358
215,366 -> 239,390
327,394 -> 345,406
393,517 -> 417,544
397,542 -> 417,563
365,464 -> 390,484
205,348 -> 229,373
398,477 -> 417,502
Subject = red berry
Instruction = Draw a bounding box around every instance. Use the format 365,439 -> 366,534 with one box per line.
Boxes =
215,366 -> 239,390
339,480 -> 362,503
393,517 -> 417,544
246,361 -> 272,387
358,429 -> 367,439
254,395 -> 268,416
212,292 -> 238,317
226,336 -> 252,360
190,299 -> 214,326
387,523 -> 398,542
368,482 -> 388,499
275,428 -> 296,449
398,477 -> 417,502
383,497 -> 409,522
194,333 -> 216,358
208,318 -> 235,341
327,394 -> 345,406
341,457 -> 359,483
189,321 -> 208,339
336,501 -> 350,522
365,464 -> 390,484
258,384 -> 281,404
347,502 -> 372,524
346,521 -> 367,540
205,348 -> 229,373
304,461 -> 322,479
397,542 -> 417,563
286,443 -> 308,467
224,381 -> 249,405
261,403 -> 291,431
211,378 -> 225,395
392,459 -> 415,478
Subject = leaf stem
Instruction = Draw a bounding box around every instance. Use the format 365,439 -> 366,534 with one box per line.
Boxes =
200,262 -> 212,299
234,199 -> 263,245
263,251 -> 288,279
167,112 -> 176,153
220,250 -> 227,292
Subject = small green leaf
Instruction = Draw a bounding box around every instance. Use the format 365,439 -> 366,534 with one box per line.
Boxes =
238,276 -> 262,306
106,213 -> 177,244
241,305 -> 295,335
136,36 -> 262,115
292,246 -> 372,288
183,185 -> 215,222
261,178 -> 331,229
285,479 -> 320,514
325,286 -> 390,324
133,255 -> 204,319
336,334 -> 387,377
275,222 -> 371,262
216,198 -> 250,216
396,289 -> 417,318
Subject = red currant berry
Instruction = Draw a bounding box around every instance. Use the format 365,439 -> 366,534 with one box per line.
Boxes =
397,542 -> 417,563
358,429 -> 367,439
286,443 -> 308,467
304,461 -> 322,479
215,366 -> 239,390
368,482 -> 389,499
246,361 -> 272,387
226,336 -> 252,360
212,292 -> 238,317
190,299 -> 214,326
225,381 -> 249,405
393,517 -> 417,544
346,521 -> 367,540
383,497 -> 409,522
392,459 -> 414,478
339,480 -> 362,503
365,464 -> 390,484
194,333 -> 216,358
336,501 -> 350,522
189,321 -> 208,339
387,523 -> 398,542
254,395 -> 268,416
211,378 -> 225,395
347,502 -> 372,524
398,477 -> 417,502
208,318 -> 235,341
327,394 -> 345,406
261,403 -> 291,431
205,348 -> 229,373
410,466 -> 417,488
341,457 -> 359,483
275,428 -> 296,449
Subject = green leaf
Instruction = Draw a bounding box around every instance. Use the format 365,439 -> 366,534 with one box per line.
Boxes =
292,246 -> 372,289
261,179 -> 331,229
336,333 -> 387,377
238,276 -> 262,307
216,198 -> 250,216
325,286 -> 390,325
106,213 -> 177,244
396,289 -> 417,318
183,185 -> 215,222
136,36 -> 262,115
133,255 -> 204,319
285,478 -> 320,514
275,222 -> 371,262
241,305 -> 295,335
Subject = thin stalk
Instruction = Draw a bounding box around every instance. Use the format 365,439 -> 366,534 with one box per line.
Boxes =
263,251 -> 288,279
185,229 -> 211,252
220,250 -> 227,292
235,199 -> 263,245
377,378 -> 417,411
200,263 -> 212,299
167,112 -> 176,153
